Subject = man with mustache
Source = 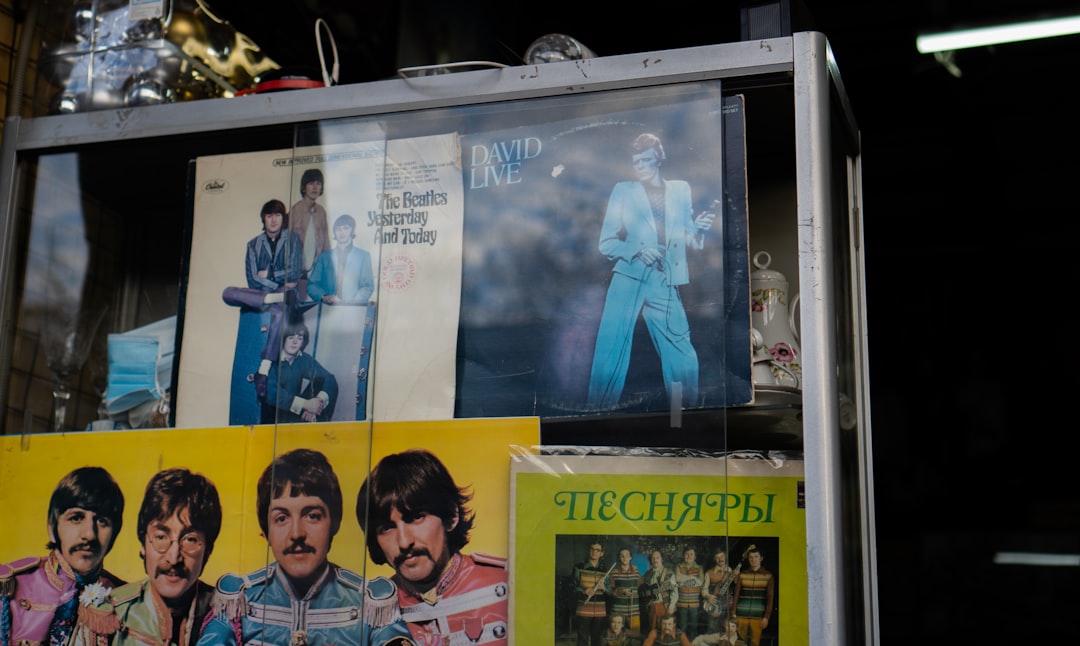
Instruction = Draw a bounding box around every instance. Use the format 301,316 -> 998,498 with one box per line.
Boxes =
642,550 -> 677,632
69,468 -> 222,646
608,547 -> 643,634
642,614 -> 692,646
690,616 -> 746,646
198,448 -> 413,646
356,449 -> 508,646
0,466 -> 126,646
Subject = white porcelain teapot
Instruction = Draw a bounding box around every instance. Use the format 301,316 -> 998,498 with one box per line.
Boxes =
750,251 -> 801,389
751,328 -> 799,389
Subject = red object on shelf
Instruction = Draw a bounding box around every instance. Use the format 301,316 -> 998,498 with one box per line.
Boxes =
236,68 -> 325,95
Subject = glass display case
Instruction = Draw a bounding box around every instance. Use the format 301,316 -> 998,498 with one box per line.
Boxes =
0,32 -> 875,646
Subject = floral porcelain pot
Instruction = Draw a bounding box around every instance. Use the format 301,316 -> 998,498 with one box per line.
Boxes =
750,251 -> 801,389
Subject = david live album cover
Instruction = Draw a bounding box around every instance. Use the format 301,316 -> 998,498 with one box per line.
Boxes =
509,453 -> 807,646
454,84 -> 751,419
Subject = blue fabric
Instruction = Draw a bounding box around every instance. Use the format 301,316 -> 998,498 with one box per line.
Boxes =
264,350 -> 338,423
306,245 -> 374,304
47,573 -> 85,646
197,563 -> 412,646
587,180 -> 703,409
229,309 -> 269,426
245,230 -> 304,292
355,303 -> 375,420
106,335 -> 160,414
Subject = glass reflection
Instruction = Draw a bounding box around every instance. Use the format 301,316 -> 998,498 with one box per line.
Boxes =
21,154 -> 103,431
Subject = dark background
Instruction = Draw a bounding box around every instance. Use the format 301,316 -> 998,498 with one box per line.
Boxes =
135,0 -> 1080,642
205,0 -> 1080,642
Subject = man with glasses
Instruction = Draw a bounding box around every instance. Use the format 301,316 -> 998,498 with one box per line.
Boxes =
69,467 -> 222,646
571,540 -> 609,646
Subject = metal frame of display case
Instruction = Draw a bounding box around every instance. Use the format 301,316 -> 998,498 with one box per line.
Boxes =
0,32 -> 876,646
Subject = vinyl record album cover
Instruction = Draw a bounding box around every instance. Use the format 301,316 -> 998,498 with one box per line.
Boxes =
0,417 -> 537,592
178,134 -> 464,427
455,85 -> 751,418
509,453 -> 806,645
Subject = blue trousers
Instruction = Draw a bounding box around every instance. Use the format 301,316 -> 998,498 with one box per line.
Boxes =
587,269 -> 699,409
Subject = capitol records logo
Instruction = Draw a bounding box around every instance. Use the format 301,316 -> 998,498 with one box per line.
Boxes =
381,254 -> 416,292
203,179 -> 229,194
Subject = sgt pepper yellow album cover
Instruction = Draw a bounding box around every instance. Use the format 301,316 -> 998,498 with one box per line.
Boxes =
509,453 -> 807,646
0,416 -> 537,587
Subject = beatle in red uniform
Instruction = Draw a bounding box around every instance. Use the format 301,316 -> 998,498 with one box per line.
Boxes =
356,449 -> 511,646
395,552 -> 508,646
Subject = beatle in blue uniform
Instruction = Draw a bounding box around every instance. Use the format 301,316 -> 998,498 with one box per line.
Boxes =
196,562 -> 414,646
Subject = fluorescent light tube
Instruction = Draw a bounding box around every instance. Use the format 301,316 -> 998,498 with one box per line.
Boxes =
916,14 -> 1080,53
993,551 -> 1080,567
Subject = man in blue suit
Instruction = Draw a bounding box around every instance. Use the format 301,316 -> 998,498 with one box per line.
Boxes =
220,198 -> 306,423
587,133 -> 716,411
197,449 -> 412,646
306,214 -> 374,305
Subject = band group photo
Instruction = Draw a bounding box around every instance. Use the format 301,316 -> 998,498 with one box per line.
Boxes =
0,428 -> 520,646
179,142 -> 400,429
556,535 -> 779,646
218,167 -> 377,427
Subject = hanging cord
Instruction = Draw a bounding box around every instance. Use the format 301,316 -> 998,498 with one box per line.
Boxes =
6,0 -> 41,118
195,0 -> 226,24
315,18 -> 339,87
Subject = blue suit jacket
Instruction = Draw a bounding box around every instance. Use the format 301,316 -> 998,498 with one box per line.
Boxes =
306,245 -> 375,304
197,563 -> 412,646
245,230 -> 304,291
598,179 -> 702,286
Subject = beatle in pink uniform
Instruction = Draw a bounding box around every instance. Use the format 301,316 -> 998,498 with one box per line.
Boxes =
0,551 -> 124,646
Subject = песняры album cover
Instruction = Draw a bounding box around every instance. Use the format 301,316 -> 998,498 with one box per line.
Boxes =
510,453 -> 806,646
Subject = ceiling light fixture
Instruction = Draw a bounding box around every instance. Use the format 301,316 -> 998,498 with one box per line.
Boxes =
916,14 -> 1080,53
993,551 -> 1080,567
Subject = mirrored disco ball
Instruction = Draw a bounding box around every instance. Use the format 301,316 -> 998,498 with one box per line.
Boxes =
124,75 -> 174,106
524,33 -> 597,65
